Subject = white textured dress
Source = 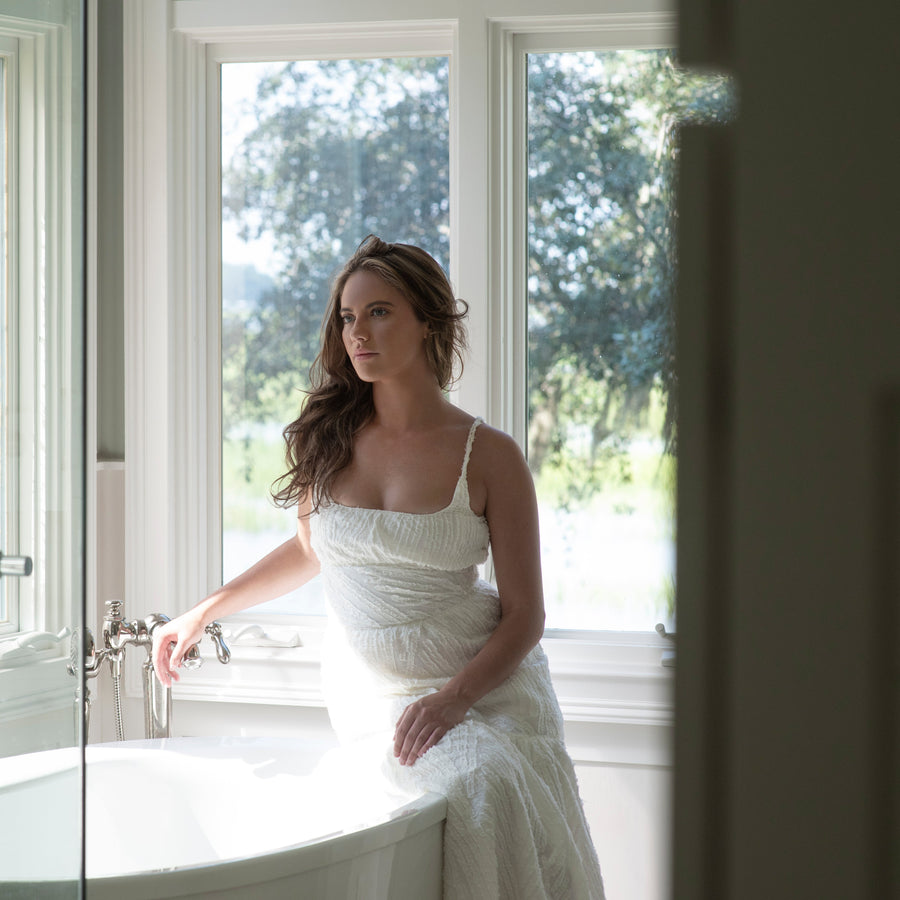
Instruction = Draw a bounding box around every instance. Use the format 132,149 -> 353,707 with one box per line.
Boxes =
309,419 -> 605,900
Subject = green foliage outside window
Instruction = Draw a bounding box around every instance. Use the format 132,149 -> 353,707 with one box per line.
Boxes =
527,49 -> 732,508
222,57 -> 449,443
220,50 -> 732,624
221,57 -> 449,548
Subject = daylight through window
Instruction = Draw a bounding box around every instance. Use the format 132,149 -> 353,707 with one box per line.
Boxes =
526,49 -> 732,631
220,57 -> 450,612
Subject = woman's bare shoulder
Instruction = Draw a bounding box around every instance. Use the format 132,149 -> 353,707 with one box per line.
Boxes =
469,421 -> 531,486
467,422 -> 535,521
472,420 -> 524,456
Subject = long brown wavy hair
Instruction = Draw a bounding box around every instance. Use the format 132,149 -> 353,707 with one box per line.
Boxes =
271,235 -> 469,513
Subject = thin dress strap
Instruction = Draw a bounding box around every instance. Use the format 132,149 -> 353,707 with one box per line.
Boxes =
453,417 -> 482,509
461,418 -> 482,477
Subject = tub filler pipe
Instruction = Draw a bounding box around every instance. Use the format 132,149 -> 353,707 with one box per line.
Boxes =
141,656 -> 170,740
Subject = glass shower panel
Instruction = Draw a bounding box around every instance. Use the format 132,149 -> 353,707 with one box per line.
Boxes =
0,0 -> 86,896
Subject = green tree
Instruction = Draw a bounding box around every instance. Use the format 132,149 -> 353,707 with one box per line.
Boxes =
222,50 -> 731,511
526,50 -> 732,502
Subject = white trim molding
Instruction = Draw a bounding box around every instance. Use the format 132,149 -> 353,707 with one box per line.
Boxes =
123,0 -> 176,619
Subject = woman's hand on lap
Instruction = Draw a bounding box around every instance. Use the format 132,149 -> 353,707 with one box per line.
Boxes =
393,690 -> 469,766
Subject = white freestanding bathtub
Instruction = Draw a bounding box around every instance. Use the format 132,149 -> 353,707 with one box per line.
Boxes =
0,736 -> 446,899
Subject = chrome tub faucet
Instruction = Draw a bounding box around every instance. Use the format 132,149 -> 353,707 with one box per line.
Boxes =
68,600 -> 230,741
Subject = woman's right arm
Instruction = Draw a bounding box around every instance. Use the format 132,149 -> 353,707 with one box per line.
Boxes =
152,501 -> 320,687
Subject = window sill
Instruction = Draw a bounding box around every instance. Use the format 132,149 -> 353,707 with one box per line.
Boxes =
544,630 -> 674,726
159,617 -> 674,728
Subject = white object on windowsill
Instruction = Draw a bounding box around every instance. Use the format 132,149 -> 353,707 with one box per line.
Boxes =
655,622 -> 676,668
0,628 -> 71,666
222,623 -> 302,648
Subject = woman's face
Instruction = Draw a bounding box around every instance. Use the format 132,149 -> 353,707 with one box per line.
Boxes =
339,270 -> 432,385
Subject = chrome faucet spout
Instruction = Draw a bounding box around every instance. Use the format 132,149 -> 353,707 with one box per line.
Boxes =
102,599 -> 138,653
140,612 -> 170,640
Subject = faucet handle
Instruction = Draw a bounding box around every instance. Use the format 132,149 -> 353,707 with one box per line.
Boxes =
182,642 -> 203,670
179,621 -> 231,669
205,622 -> 231,665
105,599 -> 124,620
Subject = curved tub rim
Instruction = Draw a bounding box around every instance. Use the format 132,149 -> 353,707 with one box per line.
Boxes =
2,735 -> 448,895
90,789 -> 447,898
85,736 -> 447,882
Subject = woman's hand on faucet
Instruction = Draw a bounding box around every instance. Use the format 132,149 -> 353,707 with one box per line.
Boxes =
151,611 -> 205,687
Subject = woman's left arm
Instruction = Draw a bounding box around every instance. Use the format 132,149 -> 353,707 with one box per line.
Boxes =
393,428 -> 546,765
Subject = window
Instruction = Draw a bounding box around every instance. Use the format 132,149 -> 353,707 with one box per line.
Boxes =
0,6 -> 84,670
0,47 -> 12,633
219,55 -> 450,614
125,7 -> 713,719
525,49 -> 732,631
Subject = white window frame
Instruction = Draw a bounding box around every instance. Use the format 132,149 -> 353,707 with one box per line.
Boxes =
0,7 -> 85,713
0,14 -> 80,642
122,0 -> 675,741
0,33 -> 22,639
211,29 -> 456,615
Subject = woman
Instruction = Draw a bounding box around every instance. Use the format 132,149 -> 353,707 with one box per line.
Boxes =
153,235 -> 605,899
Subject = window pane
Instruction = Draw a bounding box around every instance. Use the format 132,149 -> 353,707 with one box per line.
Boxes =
220,57 -> 450,613
526,49 -> 732,631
